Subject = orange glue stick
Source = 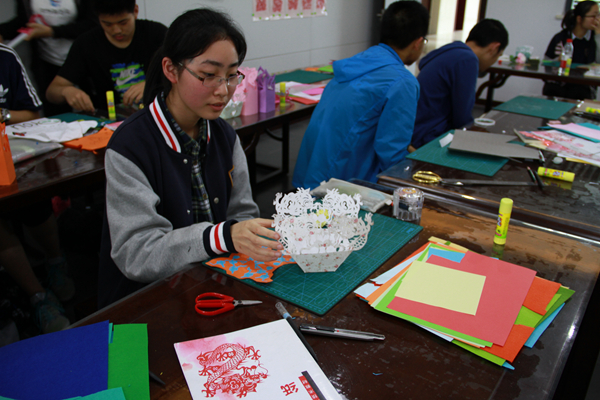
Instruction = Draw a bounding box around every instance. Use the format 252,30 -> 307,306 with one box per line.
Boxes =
537,167 -> 574,182
494,198 -> 513,245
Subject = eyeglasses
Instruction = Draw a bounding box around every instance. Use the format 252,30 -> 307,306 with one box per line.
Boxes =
585,14 -> 600,18
179,63 -> 245,88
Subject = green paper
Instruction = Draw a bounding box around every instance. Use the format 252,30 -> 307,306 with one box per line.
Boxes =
274,70 -> 332,84
452,339 -> 507,366
493,96 -> 575,119
406,131 -> 508,177
317,65 -> 333,73
515,305 -> 543,327
108,324 -> 150,400
536,287 -> 575,328
374,273 -> 492,347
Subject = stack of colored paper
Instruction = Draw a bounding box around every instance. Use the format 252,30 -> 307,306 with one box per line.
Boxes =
0,321 -> 150,400
354,237 -> 574,369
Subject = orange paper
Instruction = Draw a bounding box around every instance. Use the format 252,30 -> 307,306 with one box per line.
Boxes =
0,123 -> 16,186
205,253 -> 295,283
484,324 -> 535,363
63,126 -> 114,153
522,276 -> 561,315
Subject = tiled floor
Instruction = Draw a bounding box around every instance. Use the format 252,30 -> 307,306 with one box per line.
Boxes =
1,106 -> 599,399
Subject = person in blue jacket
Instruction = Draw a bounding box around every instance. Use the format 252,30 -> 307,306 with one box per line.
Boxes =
292,1 -> 429,190
411,19 -> 508,149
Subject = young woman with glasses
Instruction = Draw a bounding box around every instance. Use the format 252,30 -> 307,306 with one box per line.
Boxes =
98,9 -> 282,307
543,0 -> 599,99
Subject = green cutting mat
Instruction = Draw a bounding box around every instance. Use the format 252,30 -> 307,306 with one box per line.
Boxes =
206,213 -> 422,315
407,131 -> 508,176
55,112 -> 105,123
275,70 -> 332,84
493,95 -> 575,119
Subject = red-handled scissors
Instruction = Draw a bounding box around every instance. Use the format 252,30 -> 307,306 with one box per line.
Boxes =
194,292 -> 262,316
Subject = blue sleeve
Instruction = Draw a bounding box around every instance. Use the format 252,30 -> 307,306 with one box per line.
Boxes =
451,57 -> 477,129
374,75 -> 419,172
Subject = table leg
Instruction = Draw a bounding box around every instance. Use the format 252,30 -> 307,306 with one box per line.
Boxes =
485,71 -> 496,112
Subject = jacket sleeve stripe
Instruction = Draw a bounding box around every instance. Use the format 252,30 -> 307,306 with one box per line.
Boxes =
150,97 -> 181,152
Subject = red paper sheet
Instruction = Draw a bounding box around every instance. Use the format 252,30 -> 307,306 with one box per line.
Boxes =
387,252 -> 536,346
522,276 -> 561,315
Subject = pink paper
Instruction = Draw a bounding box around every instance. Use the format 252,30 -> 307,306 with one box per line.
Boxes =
387,252 -> 536,346
548,122 -> 600,141
302,87 -> 324,96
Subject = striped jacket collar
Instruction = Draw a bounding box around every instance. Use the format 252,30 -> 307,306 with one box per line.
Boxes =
149,95 -> 211,153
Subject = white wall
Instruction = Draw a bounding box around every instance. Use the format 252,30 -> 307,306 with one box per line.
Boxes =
1,0 -> 376,84
479,0 -> 565,102
138,0 -> 375,73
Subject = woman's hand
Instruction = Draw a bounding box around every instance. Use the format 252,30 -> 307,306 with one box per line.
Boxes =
231,218 -> 283,261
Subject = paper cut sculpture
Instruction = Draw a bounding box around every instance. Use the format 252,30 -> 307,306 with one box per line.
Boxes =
273,188 -> 373,273
205,253 -> 295,282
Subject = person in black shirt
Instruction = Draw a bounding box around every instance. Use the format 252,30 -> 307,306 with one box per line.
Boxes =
46,0 -> 167,113
543,0 -> 599,100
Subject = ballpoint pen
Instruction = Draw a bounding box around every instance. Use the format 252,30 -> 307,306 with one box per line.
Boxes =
299,324 -> 385,341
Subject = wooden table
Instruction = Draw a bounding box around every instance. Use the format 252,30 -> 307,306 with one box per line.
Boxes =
478,63 -> 600,111
72,198 -> 600,399
0,101 -> 317,212
378,105 -> 600,243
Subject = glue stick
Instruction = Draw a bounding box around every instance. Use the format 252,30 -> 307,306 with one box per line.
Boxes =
279,82 -> 286,108
494,198 -> 513,246
537,167 -> 574,182
106,91 -> 116,120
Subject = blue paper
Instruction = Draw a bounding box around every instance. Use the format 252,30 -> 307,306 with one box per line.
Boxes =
427,248 -> 466,263
0,320 -> 109,400
524,303 -> 565,348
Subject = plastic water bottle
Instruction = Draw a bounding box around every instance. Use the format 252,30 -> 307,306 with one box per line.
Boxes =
559,39 -> 574,76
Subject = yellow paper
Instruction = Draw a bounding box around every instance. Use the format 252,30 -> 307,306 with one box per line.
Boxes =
395,261 -> 486,315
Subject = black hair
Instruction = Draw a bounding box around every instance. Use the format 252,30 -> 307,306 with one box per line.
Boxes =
466,19 -> 509,51
143,8 -> 247,107
93,0 -> 136,16
562,1 -> 598,33
380,1 -> 429,50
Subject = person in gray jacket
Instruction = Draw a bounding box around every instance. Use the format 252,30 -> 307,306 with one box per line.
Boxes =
98,9 -> 282,308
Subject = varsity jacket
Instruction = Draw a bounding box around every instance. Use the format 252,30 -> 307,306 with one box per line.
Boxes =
98,96 -> 259,308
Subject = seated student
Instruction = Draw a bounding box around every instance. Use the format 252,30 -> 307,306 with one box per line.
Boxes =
292,1 -> 429,190
0,0 -> 97,117
46,0 -> 167,113
0,43 -> 72,335
98,8 -> 283,308
412,19 -> 508,149
544,0 -> 598,100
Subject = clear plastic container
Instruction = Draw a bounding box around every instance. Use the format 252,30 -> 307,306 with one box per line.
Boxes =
393,187 -> 424,223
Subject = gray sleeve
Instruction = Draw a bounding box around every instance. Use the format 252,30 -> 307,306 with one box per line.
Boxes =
105,149 -> 213,283
226,136 -> 261,221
